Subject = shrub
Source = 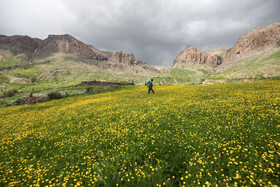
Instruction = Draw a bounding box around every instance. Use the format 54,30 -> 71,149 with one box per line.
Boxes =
31,77 -> 36,83
47,91 -> 62,100
86,87 -> 92,93
1,89 -> 18,98
64,92 -> 70,98
14,98 -> 21,105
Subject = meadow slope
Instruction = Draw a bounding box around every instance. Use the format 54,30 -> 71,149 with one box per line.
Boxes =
0,81 -> 279,186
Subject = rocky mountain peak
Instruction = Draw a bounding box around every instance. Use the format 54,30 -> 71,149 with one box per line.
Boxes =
39,34 -> 108,60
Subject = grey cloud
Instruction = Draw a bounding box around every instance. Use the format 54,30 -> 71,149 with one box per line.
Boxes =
1,0 -> 280,67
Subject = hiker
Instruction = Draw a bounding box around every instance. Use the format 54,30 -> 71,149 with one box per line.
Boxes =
147,79 -> 154,94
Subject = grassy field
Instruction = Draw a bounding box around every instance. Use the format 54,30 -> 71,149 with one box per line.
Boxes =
0,80 -> 280,186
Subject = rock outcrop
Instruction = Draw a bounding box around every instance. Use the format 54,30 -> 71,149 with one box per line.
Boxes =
173,46 -> 219,67
109,51 -> 137,65
39,34 -> 108,60
108,51 -> 160,74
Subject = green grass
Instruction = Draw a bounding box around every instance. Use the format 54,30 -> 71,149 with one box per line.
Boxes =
0,83 -> 123,107
11,67 -> 41,79
0,73 -> 9,84
0,80 -> 279,186
0,58 -> 20,69
155,68 -> 210,85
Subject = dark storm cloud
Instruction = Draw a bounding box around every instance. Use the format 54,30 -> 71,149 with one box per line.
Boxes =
1,0 -> 280,66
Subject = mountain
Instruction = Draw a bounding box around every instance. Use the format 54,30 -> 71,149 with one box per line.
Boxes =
167,22 -> 280,84
0,34 -> 159,88
0,34 -> 112,60
0,34 -> 159,72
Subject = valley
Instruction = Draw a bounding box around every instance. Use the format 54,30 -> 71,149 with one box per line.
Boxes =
0,23 -> 280,106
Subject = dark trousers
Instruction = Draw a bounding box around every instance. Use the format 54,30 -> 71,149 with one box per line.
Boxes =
148,87 -> 154,94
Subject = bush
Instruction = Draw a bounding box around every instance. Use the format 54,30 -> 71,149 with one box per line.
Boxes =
31,77 -> 36,83
64,92 -> 70,98
47,91 -> 62,100
86,87 -> 93,93
1,89 -> 18,98
14,98 -> 21,105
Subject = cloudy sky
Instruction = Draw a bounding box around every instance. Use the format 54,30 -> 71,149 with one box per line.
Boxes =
1,0 -> 280,66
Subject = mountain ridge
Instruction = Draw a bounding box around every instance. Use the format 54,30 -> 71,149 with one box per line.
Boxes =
173,22 -> 280,67
0,34 -> 159,75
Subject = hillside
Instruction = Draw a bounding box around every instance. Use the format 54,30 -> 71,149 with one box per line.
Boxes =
169,22 -> 280,84
206,49 -> 280,84
160,48 -> 280,85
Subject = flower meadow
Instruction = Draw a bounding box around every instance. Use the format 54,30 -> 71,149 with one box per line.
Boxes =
0,80 -> 280,186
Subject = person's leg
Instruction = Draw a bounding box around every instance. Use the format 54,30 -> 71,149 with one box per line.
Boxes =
148,88 -> 150,94
152,88 -> 154,94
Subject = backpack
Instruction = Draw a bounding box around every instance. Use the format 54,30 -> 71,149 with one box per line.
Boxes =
147,80 -> 151,87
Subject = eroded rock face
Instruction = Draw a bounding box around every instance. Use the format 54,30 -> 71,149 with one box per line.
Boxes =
108,51 -> 160,73
173,46 -> 218,66
109,51 -> 137,65
223,23 -> 280,61
0,34 -> 108,60
39,35 -> 108,60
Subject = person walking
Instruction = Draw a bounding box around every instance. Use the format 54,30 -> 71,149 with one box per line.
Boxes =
147,79 -> 154,94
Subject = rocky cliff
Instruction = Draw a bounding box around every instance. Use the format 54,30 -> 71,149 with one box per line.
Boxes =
173,46 -> 219,67
108,51 -> 160,74
0,34 -> 109,60
173,22 -> 280,67
38,35 -> 108,60
109,51 -> 137,65
223,22 -> 280,61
